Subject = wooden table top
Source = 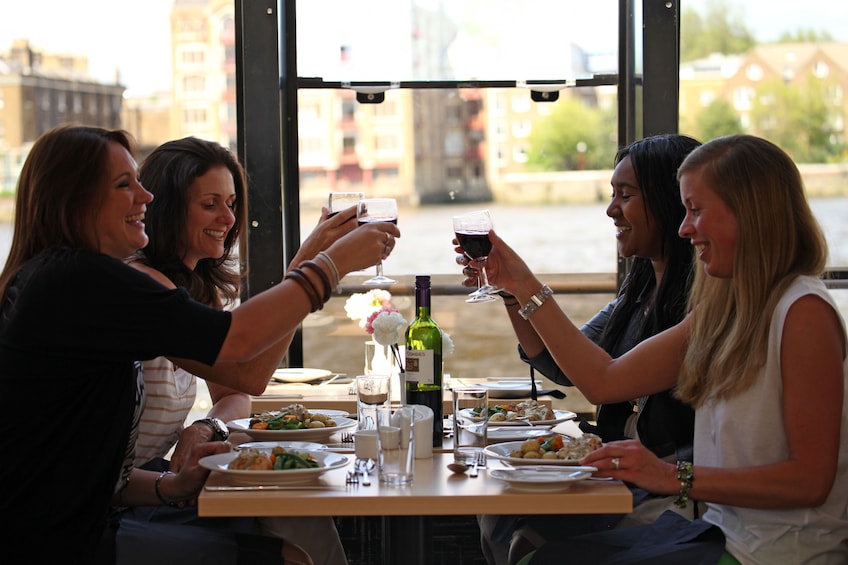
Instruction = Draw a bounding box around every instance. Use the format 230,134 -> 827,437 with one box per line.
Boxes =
198,452 -> 632,518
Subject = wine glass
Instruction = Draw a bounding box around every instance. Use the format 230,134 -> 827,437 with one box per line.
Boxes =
357,198 -> 398,285
453,209 -> 502,301
328,192 -> 364,217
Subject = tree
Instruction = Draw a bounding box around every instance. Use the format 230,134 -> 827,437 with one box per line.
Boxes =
681,0 -> 756,61
750,77 -> 842,163
777,29 -> 834,43
525,98 -> 616,172
692,99 -> 744,141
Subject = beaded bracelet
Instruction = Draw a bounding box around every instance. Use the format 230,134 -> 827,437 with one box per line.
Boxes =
315,251 -> 341,291
301,260 -> 333,302
675,460 -> 694,508
155,471 -> 182,508
286,268 -> 323,312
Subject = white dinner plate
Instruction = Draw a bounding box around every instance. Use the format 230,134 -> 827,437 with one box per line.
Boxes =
488,467 -> 595,493
236,441 -> 327,451
227,416 -> 357,443
477,380 -> 544,399
271,368 -> 333,383
200,449 -> 350,486
460,408 -> 576,427
483,440 -> 587,466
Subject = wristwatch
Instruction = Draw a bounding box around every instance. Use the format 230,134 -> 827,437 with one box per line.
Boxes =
194,417 -> 230,441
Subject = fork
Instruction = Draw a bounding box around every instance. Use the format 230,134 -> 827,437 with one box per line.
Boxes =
357,458 -> 374,486
469,451 -> 486,478
340,432 -> 355,444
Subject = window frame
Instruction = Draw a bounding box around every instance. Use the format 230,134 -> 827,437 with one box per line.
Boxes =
233,0 -> 682,365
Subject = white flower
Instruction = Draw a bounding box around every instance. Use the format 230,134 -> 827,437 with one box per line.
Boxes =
344,289 -> 392,328
442,331 -> 455,356
370,310 -> 408,347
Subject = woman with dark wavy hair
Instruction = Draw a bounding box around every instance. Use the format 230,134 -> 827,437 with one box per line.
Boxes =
125,136 -> 347,565
469,134 -> 702,565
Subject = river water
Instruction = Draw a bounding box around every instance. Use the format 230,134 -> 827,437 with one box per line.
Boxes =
2,198 -> 847,273
3,199 -> 847,417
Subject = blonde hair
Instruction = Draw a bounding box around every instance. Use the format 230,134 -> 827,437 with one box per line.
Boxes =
675,135 -> 827,407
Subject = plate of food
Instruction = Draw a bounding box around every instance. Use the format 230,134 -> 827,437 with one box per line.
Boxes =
462,403 -> 576,426
477,380 -> 543,399
271,368 -> 333,383
200,448 -> 350,485
235,441 -> 328,451
228,404 -> 357,442
482,434 -> 603,466
488,467 -> 596,493
484,427 -> 553,443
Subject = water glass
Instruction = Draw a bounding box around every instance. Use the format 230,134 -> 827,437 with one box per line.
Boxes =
452,387 -> 488,465
376,405 -> 415,485
356,374 -> 390,430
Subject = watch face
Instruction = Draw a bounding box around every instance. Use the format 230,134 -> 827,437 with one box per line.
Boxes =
211,418 -> 230,439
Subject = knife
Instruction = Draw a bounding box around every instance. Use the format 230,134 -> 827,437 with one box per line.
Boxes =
205,484 -> 346,491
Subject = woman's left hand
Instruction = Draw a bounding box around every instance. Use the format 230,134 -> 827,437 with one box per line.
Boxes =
581,439 -> 677,496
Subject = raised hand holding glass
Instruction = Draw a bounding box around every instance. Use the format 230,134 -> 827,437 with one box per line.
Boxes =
453,209 -> 501,301
357,198 -> 398,285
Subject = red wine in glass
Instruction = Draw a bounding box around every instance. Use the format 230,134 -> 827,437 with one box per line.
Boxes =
456,231 -> 492,260
452,210 -> 501,302
357,198 -> 398,285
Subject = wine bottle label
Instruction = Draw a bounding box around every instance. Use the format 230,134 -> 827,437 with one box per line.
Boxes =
404,349 -> 436,385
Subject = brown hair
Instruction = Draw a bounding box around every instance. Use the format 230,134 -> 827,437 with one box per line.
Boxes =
135,137 -> 246,308
0,124 -> 136,298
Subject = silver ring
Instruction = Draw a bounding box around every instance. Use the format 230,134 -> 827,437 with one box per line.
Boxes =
455,253 -> 466,266
612,457 -> 620,470
385,232 -> 391,243
384,244 -> 391,255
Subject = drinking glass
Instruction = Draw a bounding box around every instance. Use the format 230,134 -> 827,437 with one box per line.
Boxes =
376,404 -> 415,485
357,198 -> 398,285
452,387 -> 488,466
453,209 -> 502,300
328,191 -> 363,216
355,374 -> 390,430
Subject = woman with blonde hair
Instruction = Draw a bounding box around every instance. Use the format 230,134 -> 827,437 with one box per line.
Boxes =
480,134 -> 847,564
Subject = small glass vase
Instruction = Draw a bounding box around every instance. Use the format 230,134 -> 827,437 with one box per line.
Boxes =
364,340 -> 403,402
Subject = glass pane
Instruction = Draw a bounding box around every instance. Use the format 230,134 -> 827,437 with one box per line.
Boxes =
297,0 -> 618,82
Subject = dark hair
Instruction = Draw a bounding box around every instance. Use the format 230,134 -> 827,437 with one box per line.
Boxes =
0,124 -> 136,298
599,133 -> 701,350
136,137 -> 247,307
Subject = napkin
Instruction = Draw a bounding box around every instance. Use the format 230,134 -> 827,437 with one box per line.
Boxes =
412,404 -> 434,459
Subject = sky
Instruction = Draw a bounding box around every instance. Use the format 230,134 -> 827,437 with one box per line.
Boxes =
0,0 -> 846,96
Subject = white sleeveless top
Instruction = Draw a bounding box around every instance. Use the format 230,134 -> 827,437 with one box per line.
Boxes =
696,276 -> 848,564
133,356 -> 197,466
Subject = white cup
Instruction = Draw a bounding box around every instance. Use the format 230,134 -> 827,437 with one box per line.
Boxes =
376,405 -> 415,485
354,429 -> 378,460
452,387 -> 488,465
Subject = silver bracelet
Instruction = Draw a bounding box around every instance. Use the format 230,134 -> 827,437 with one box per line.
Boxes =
155,471 -> 182,508
518,284 -> 554,320
315,251 -> 341,292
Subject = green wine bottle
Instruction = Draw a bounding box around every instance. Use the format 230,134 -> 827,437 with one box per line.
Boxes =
404,275 -> 443,447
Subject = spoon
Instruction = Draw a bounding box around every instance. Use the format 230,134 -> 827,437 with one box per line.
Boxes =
447,462 -> 469,474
